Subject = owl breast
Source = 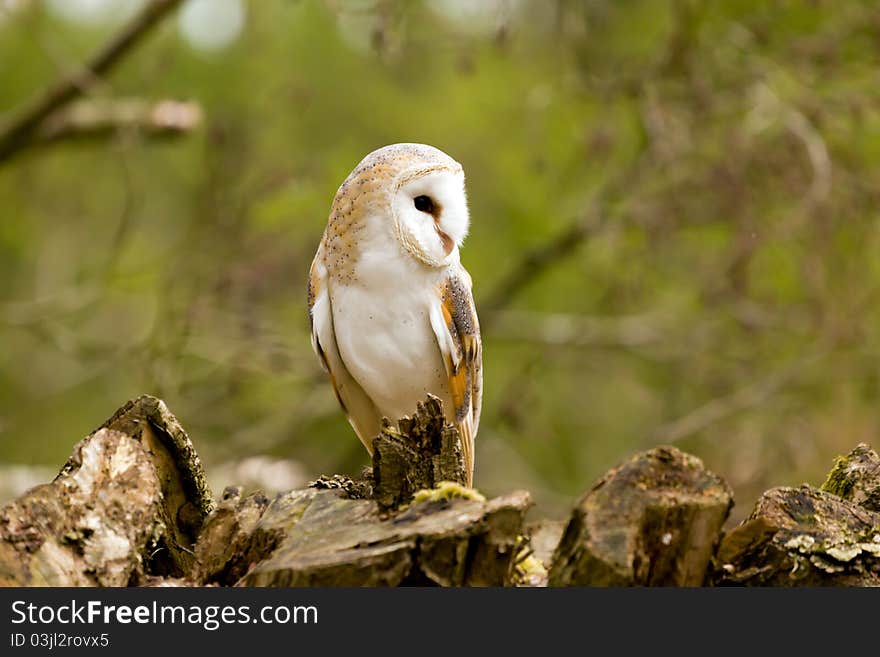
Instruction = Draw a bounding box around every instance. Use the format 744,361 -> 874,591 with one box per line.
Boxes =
328,220 -> 453,424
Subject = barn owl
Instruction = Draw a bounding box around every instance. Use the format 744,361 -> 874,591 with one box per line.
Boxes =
308,143 -> 482,486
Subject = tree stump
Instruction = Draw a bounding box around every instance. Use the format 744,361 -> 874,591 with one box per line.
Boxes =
0,394 -> 213,585
549,445 -> 733,586
371,394 -> 467,509
229,489 -> 531,587
821,443 -> 880,512
714,444 -> 880,586
6,393 -> 880,588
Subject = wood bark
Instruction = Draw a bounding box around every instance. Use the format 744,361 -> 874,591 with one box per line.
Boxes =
549,445 -> 733,586
371,394 -> 467,509
226,488 -> 531,587
714,444 -> 880,586
0,395 -> 212,585
3,396 -> 880,587
820,443 -> 880,512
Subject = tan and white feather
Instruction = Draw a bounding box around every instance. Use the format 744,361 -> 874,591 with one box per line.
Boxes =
308,143 -> 482,485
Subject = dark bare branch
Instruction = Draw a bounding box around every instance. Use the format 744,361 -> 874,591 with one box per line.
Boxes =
0,0 -> 185,163
479,208 -> 605,322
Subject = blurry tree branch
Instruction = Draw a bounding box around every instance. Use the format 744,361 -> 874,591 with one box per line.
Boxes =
647,352 -> 827,446
34,98 -> 202,145
0,0 -> 189,164
746,82 -> 831,213
479,88 -> 663,324
479,208 -> 606,323
489,309 -> 667,349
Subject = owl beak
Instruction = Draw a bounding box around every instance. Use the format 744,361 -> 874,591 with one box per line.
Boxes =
435,222 -> 455,256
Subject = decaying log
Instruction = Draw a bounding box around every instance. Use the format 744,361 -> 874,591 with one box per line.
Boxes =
1,394 -> 528,588
194,487 -> 271,585
194,484 -> 531,587
0,429 -> 160,586
0,396 -> 212,586
5,392 -> 880,588
228,488 -> 530,587
549,446 -> 733,586
193,395 -> 527,587
714,444 -> 880,586
90,394 -> 214,575
371,394 -> 467,509
821,443 -> 880,513
196,395 -> 504,586
525,519 -> 566,569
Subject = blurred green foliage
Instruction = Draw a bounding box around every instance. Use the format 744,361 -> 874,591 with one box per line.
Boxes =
2,0 -> 880,522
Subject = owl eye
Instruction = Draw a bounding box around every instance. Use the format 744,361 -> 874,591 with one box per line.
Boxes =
413,195 -> 435,214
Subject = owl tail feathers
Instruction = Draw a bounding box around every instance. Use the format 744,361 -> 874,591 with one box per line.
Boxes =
457,419 -> 475,488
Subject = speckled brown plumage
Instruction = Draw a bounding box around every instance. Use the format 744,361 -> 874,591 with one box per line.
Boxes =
320,144 -> 462,280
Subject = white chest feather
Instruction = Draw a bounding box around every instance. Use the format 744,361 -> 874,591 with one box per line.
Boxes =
329,219 -> 452,421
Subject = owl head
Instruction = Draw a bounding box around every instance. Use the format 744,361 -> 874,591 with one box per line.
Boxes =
330,143 -> 470,268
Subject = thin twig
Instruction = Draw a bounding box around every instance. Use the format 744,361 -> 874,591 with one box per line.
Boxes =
647,352 -> 826,445
487,309 -> 668,349
0,0 -> 184,163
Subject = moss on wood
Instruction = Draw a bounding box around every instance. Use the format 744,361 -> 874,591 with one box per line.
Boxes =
713,484 -> 880,585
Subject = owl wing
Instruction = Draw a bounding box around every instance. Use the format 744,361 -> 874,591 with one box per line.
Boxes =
308,247 -> 382,452
429,264 -> 483,487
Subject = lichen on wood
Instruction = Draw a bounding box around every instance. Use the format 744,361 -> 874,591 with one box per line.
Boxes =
310,473 -> 372,499
95,394 -> 214,525
713,485 -> 880,586
97,394 -> 213,575
715,443 -> 880,586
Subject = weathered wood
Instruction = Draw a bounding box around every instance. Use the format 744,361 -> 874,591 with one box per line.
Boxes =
821,443 -> 880,513
526,519 -> 566,569
192,398 -> 524,587
372,394 -> 467,509
0,428 -> 164,586
549,445 -> 732,586
1,394 -> 530,588
713,485 -> 880,586
194,487 -> 271,585
93,394 -> 213,575
235,489 -> 531,587
714,445 -> 880,586
7,391 -> 880,588
0,395 -> 213,586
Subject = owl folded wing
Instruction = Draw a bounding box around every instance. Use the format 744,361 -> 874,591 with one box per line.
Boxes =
308,249 -> 382,452
429,265 -> 483,486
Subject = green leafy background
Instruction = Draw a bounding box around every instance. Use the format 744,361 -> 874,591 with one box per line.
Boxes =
2,0 -> 879,523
